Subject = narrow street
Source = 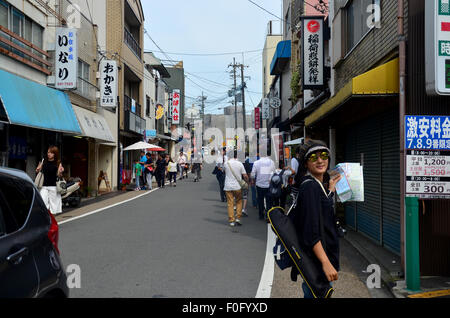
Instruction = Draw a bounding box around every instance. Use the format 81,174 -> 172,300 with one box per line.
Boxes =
58,167 -> 268,298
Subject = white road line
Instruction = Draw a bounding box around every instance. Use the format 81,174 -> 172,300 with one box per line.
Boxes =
256,224 -> 276,298
59,187 -> 160,225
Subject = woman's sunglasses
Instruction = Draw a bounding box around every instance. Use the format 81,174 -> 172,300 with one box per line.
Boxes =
308,152 -> 329,162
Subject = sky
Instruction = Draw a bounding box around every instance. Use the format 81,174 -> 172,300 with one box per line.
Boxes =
141,0 -> 284,115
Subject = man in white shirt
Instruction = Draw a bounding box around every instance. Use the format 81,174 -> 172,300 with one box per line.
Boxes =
224,151 -> 248,227
251,155 -> 276,220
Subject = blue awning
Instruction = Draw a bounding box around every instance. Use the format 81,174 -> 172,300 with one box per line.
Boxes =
270,40 -> 291,75
0,69 -> 81,134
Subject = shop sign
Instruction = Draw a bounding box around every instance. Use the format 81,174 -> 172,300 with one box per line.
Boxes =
100,60 -> 118,107
172,90 -> 181,124
405,115 -> 450,150
302,17 -> 324,89
255,107 -> 261,129
262,98 -> 270,120
426,0 -> 450,95
55,27 -> 77,89
156,104 -> 164,120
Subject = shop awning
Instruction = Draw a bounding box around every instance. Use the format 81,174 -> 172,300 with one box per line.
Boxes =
270,40 -> 291,75
0,69 -> 81,134
73,106 -> 115,143
305,58 -> 399,127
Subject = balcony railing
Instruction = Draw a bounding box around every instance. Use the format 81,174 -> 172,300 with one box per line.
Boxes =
124,27 -> 141,59
74,77 -> 98,100
124,109 -> 146,136
0,25 -> 51,75
124,95 -> 142,116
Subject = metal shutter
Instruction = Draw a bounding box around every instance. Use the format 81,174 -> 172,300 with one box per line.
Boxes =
381,110 -> 401,255
356,116 -> 381,243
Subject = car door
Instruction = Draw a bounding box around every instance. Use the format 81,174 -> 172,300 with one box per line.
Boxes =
0,174 -> 39,298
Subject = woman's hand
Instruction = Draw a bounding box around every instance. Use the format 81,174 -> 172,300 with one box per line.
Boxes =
58,164 -> 64,176
322,261 -> 338,282
328,174 -> 342,193
36,160 -> 43,173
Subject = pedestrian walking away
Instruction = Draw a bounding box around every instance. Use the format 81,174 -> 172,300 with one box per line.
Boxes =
213,147 -> 228,202
192,151 -> 203,182
155,153 -> 167,188
36,146 -> 65,215
289,139 -> 342,298
167,157 -> 178,187
251,152 -> 275,220
223,150 -> 249,227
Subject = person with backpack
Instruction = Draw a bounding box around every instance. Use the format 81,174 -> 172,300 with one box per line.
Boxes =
289,139 -> 342,298
269,162 -> 292,209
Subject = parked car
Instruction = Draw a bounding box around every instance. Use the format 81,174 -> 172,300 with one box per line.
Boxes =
0,167 -> 68,298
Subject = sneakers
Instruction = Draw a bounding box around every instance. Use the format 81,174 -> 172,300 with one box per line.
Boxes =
229,222 -> 236,227
242,209 -> 248,217
235,219 -> 242,226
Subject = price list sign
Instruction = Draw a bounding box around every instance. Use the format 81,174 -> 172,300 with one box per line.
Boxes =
406,150 -> 450,198
406,116 -> 450,198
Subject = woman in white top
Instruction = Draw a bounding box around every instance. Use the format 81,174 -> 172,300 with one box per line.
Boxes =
167,157 -> 178,187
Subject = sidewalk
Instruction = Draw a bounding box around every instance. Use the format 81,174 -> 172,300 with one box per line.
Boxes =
344,229 -> 450,298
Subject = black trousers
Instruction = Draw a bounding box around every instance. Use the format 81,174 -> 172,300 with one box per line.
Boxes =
156,171 -> 165,187
216,173 -> 226,202
256,186 -> 272,219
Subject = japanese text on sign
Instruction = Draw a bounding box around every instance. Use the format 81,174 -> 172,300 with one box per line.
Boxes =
100,60 -> 118,107
406,150 -> 450,199
302,17 -> 324,89
55,28 -> 77,89
406,115 -> 450,150
172,90 -> 181,124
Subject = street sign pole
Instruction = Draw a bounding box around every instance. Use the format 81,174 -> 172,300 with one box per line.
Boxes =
405,197 -> 421,292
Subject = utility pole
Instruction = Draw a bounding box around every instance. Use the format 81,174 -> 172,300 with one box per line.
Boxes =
199,92 -> 207,147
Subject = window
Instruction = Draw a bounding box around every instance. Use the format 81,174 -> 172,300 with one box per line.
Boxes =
345,0 -> 374,54
146,95 -> 151,117
24,17 -> 32,43
0,175 -> 34,234
12,8 -> 23,36
0,1 -> 7,29
32,23 -> 43,48
77,60 -> 91,99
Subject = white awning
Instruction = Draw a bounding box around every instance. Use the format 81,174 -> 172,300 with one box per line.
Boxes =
73,106 -> 115,143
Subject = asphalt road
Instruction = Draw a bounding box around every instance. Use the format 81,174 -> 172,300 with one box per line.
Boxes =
58,167 -> 268,298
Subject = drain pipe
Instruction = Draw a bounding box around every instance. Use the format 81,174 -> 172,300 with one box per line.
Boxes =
398,0 -> 406,275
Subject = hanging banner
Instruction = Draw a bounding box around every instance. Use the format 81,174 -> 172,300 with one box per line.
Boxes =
302,17 -> 324,89
254,107 -> 261,129
172,89 -> 181,124
55,27 -> 77,89
262,98 -> 270,120
100,60 -> 118,107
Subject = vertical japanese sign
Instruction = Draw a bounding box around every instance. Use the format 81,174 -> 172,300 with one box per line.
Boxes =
172,89 -> 181,125
254,107 -> 261,130
302,17 -> 324,89
262,98 -> 270,120
100,60 -> 118,107
55,27 -> 77,89
405,115 -> 450,198
425,0 -> 450,95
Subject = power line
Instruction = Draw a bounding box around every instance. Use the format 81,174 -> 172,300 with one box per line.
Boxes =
144,47 -> 276,57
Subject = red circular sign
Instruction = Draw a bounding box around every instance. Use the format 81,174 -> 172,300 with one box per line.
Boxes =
307,20 -> 320,33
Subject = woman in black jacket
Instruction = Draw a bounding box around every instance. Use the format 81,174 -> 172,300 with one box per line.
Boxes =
290,140 -> 342,298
